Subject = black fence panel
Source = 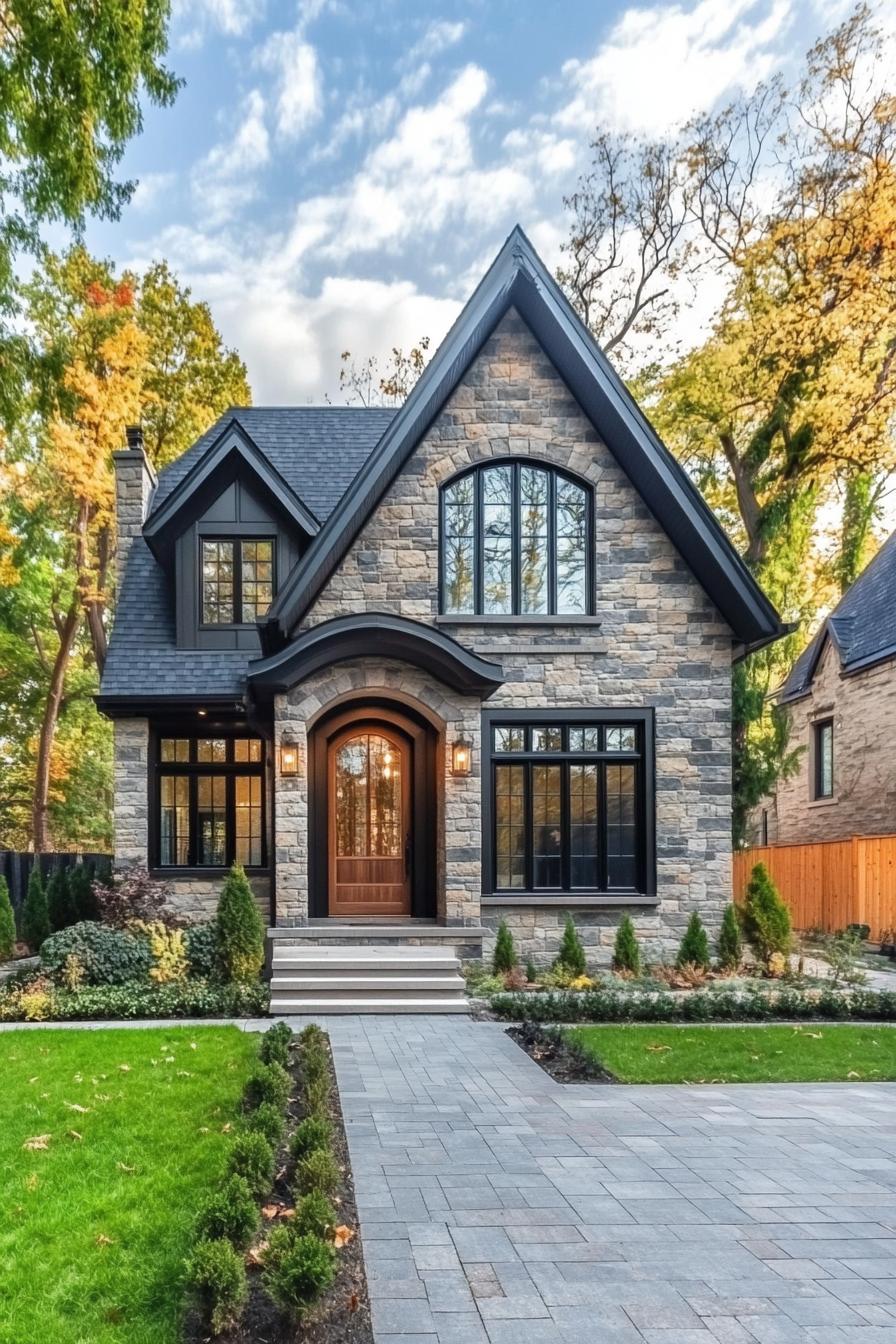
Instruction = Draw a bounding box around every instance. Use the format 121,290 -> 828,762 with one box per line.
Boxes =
0,852 -> 111,917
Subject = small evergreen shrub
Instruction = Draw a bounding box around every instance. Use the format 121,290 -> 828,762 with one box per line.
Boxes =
22,867 -> 50,951
302,1072 -> 330,1116
676,912 -> 710,969
294,1190 -> 338,1239
556,915 -> 587,976
195,1174 -> 259,1249
294,1146 -> 340,1197
717,903 -> 743,970
612,915 -> 641,975
259,1021 -> 293,1067
46,868 -> 76,933
187,1237 -> 247,1335
242,1101 -> 286,1148
298,1023 -> 325,1048
67,862 -> 100,923
243,1060 -> 291,1111
227,1129 -> 275,1198
0,876 -> 16,960
185,921 -> 220,979
492,920 -> 517,974
742,863 -> 792,960
290,1114 -> 331,1160
130,920 -> 188,983
41,921 -> 152,985
299,1042 -> 328,1085
263,1227 -> 336,1320
216,863 -> 264,983
525,957 -> 537,984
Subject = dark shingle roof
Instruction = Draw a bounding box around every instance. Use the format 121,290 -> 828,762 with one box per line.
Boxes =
150,406 -> 395,523
779,528 -> 896,702
101,407 -> 394,702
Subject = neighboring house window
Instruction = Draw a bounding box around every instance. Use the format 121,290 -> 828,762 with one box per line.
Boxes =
814,718 -> 834,799
484,714 -> 653,896
441,462 -> 593,615
155,736 -> 265,868
201,539 -> 275,625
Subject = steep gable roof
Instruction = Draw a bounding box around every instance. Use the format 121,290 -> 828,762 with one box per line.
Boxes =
261,226 -> 783,655
779,528 -> 896,703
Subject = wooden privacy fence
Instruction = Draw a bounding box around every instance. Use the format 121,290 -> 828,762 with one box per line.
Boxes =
0,852 -> 111,917
733,836 -> 896,941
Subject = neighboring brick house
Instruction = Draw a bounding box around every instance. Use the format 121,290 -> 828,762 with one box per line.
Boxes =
97,228 -> 783,1011
749,532 -> 896,848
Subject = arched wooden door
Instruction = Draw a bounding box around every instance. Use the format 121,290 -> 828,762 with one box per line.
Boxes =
328,725 -> 412,916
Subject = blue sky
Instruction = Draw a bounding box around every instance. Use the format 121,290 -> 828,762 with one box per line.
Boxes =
83,0 -> 864,404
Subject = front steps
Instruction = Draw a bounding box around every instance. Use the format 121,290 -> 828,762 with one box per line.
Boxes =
269,943 -> 470,1015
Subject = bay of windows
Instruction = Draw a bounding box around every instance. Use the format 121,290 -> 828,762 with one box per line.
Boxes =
487,718 -> 647,895
156,736 -> 265,869
442,462 -> 592,616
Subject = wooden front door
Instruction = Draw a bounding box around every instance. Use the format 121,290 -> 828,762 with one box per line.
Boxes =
328,726 -> 411,916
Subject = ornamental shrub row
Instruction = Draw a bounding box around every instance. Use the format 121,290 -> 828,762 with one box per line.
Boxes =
489,985 -> 896,1024
0,976 -> 268,1022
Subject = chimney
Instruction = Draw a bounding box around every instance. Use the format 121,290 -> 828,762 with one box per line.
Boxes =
113,424 -> 156,582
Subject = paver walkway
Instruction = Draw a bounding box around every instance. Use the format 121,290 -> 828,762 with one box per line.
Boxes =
324,1016 -> 896,1344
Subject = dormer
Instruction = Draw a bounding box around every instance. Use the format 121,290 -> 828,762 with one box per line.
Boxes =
142,420 -> 319,651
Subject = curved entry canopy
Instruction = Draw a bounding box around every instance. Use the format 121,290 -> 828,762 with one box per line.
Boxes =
247,612 -> 504,702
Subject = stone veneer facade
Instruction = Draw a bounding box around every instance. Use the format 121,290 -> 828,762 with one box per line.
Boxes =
110,310 -> 736,963
750,639 -> 896,846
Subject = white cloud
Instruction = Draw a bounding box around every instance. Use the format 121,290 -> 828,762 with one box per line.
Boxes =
192,90 -> 270,222
556,0 -> 793,136
130,171 -> 177,213
404,19 -> 467,66
255,28 -> 323,139
173,0 -> 265,47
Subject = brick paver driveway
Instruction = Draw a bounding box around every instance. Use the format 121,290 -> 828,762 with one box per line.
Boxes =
324,1016 -> 896,1344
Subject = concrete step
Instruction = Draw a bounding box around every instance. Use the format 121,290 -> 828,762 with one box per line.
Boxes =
272,974 -> 464,992
272,952 -> 460,973
269,995 -> 469,1015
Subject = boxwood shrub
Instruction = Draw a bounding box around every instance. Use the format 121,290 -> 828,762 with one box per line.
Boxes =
489,986 -> 896,1024
41,921 -> 152,985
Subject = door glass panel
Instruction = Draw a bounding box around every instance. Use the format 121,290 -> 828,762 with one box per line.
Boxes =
335,734 -> 402,858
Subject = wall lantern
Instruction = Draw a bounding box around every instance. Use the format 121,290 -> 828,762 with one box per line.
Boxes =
279,741 -> 299,777
450,737 -> 473,777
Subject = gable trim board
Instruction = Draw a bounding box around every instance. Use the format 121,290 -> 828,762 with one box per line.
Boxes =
248,612 -> 505,703
261,225 -> 783,656
143,420 -> 321,566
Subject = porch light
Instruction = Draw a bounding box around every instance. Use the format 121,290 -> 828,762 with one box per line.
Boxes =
279,741 -> 299,776
450,737 -> 472,777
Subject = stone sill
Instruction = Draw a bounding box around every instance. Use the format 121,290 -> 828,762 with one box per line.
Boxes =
481,895 -> 659,907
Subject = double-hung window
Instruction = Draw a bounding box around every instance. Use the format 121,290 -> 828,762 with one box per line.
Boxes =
201,538 -> 275,625
485,713 -> 654,897
441,462 -> 593,616
155,735 -> 265,869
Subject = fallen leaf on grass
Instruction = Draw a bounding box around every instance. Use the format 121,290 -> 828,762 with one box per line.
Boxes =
116,1162 -> 136,1173
221,1123 -> 232,1133
23,1134 -> 50,1151
25,1174 -> 38,1191
645,1045 -> 672,1053
118,1064 -> 130,1073
333,1225 -> 355,1249
28,1076 -> 38,1084
95,1234 -> 114,1247
848,1070 -> 862,1079
67,1130 -> 83,1142
245,1241 -> 269,1268
64,1101 -> 90,1113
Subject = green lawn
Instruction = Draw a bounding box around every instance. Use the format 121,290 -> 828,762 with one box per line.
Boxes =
0,1026 -> 258,1344
565,1023 -> 896,1083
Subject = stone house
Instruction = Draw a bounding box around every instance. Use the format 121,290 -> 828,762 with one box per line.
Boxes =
97,228 -> 783,1011
750,531 -> 896,847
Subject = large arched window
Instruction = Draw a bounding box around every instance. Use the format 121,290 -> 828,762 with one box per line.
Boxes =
440,461 -> 593,616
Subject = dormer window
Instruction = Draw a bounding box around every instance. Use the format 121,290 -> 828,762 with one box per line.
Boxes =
201,538 -> 275,625
440,461 -> 593,616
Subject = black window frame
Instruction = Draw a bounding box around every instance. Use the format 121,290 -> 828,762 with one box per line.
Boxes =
149,730 -> 268,873
481,708 -> 655,900
813,717 -> 834,800
199,534 -> 277,629
439,460 -> 595,617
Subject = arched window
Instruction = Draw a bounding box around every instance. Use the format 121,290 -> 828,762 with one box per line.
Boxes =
440,461 -> 593,616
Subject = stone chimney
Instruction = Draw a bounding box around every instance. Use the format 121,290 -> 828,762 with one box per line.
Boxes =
112,424 -> 157,582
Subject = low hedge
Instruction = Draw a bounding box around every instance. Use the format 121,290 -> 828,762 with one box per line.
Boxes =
490,985 -> 896,1024
0,976 -> 268,1021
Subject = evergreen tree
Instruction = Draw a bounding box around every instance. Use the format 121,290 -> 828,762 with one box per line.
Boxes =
0,876 -> 16,960
742,863 -> 792,961
492,920 -> 517,974
68,862 -> 100,922
525,957 -> 537,983
676,911 -> 710,969
46,866 -> 76,932
612,915 -> 641,975
216,864 -> 265,983
717,903 -> 743,970
22,865 -> 50,951
557,915 -> 587,976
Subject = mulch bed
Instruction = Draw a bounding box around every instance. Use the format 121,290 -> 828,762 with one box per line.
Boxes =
509,1021 -> 618,1084
186,1033 -> 372,1344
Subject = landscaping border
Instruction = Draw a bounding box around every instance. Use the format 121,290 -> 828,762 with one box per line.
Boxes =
490,985 -> 896,1023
